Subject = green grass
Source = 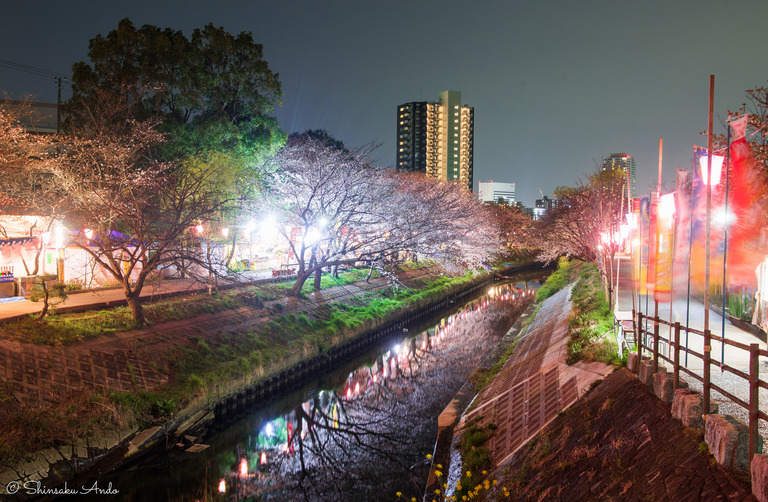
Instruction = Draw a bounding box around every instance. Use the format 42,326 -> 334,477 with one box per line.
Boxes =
0,268 -> 391,346
565,261 -> 619,365
535,258 -> 580,303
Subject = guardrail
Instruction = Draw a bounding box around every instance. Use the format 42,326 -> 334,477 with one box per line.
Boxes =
634,311 -> 767,461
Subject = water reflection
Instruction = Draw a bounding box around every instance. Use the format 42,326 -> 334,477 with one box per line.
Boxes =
212,283 -> 535,501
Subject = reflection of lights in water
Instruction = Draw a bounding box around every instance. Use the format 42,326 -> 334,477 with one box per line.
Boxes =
240,458 -> 248,476
218,478 -> 226,493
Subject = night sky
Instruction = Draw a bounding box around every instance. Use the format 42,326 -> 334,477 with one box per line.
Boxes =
2,0 -> 767,206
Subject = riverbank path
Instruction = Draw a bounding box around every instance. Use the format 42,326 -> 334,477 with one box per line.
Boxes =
0,270 -> 276,322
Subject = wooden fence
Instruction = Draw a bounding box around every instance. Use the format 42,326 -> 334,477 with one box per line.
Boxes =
633,311 -> 767,461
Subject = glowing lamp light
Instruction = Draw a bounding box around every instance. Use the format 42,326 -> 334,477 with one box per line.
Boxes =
240,458 -> 248,476
619,224 -> 629,241
41,231 -> 51,245
699,154 -> 725,186
354,382 -> 360,394
84,228 -> 93,240
218,478 -> 226,494
222,227 -> 230,238
195,224 -> 204,235
659,192 -> 676,219
600,232 -> 611,245
260,451 -> 267,465
346,387 -> 352,399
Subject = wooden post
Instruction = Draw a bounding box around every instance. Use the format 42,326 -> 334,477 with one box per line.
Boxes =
703,329 -> 711,414
653,313 -> 660,373
673,322 -> 681,391
637,312 -> 644,361
749,343 -> 759,464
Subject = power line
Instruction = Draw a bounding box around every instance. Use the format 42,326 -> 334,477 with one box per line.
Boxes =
0,58 -> 68,80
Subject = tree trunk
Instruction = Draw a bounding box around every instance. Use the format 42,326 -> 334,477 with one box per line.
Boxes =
332,265 -> 339,279
288,271 -> 312,297
313,268 -> 322,290
126,293 -> 146,327
36,282 -> 49,321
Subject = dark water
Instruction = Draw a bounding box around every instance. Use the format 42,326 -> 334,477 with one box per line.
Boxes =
60,275 -> 542,502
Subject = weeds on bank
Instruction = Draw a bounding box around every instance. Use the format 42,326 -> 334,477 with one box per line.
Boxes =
535,257 -> 580,302
563,261 -> 619,365
403,453 -> 513,501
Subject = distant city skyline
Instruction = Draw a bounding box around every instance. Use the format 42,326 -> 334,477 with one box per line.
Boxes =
1,1 -> 767,206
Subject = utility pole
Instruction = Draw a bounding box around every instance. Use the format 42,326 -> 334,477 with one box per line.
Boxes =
55,76 -> 63,134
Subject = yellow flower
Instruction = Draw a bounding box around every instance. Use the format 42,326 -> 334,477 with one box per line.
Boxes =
435,470 -> 443,477
437,463 -> 443,469
396,492 -> 402,497
482,470 -> 487,475
411,498 -> 417,502
435,488 -> 441,495
426,454 -> 432,459
466,471 -> 472,477
493,480 -> 498,485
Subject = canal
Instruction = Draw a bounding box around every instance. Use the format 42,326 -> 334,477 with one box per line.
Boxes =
72,273 -> 543,501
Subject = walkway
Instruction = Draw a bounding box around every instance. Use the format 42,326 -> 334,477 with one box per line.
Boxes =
612,253 -> 767,371
0,269 -> 275,322
458,286 -> 614,467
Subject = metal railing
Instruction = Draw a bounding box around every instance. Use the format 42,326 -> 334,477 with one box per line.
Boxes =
634,310 -> 767,461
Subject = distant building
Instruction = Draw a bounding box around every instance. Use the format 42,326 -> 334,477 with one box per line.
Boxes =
396,90 -> 474,191
601,153 -> 636,198
533,195 -> 553,221
478,181 -> 515,205
0,100 -> 58,134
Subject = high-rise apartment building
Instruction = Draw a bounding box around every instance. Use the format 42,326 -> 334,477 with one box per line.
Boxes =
396,90 -> 474,191
478,181 -> 515,205
601,153 -> 636,198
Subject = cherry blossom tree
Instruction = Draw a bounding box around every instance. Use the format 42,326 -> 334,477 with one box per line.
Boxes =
50,91 -> 230,325
261,136 -> 500,296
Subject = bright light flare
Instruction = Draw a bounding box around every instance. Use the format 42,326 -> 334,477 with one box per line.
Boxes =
218,479 -> 226,494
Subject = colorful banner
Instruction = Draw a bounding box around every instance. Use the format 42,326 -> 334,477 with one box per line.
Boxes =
654,192 -> 675,303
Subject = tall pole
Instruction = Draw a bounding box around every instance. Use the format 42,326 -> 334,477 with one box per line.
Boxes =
705,78 -> 714,334
721,120 -> 731,368
654,138 -> 662,334
704,75 -> 715,415
55,76 -> 62,135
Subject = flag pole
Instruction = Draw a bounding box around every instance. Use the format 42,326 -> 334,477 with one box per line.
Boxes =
704,75 -> 715,416
721,119 -> 731,369
685,150 -> 697,366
